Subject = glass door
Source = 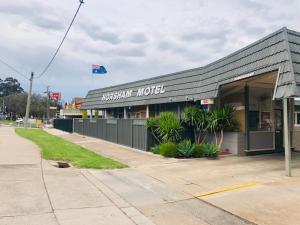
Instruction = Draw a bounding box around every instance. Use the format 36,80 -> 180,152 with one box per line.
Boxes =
274,109 -> 283,151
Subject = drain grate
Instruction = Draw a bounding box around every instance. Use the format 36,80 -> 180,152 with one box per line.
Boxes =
57,162 -> 70,168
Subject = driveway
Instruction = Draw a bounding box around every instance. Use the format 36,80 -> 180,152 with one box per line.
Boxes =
47,129 -> 300,225
1,126 -> 299,225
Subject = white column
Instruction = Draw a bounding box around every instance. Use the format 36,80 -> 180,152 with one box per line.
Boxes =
146,105 -> 150,118
104,109 -> 107,119
89,110 -> 93,119
283,98 -> 291,176
124,107 -> 127,119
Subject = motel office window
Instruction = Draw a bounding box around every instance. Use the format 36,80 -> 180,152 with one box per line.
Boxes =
248,87 -> 274,131
295,112 -> 300,126
295,104 -> 300,126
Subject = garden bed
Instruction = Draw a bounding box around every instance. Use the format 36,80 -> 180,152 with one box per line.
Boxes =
147,106 -> 238,159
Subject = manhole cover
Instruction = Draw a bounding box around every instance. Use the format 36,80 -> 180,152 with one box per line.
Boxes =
57,162 -> 70,168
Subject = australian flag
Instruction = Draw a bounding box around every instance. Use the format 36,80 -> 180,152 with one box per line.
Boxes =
92,65 -> 107,74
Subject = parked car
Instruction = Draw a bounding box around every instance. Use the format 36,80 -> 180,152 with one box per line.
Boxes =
16,118 -> 24,124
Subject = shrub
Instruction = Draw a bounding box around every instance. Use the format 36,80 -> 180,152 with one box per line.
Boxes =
82,110 -> 88,119
94,110 -> 99,119
193,144 -> 205,158
155,112 -> 183,143
150,145 -> 160,154
159,142 -> 178,158
203,143 -> 219,158
208,106 -> 235,149
177,140 -> 195,158
147,112 -> 183,144
183,106 -> 209,144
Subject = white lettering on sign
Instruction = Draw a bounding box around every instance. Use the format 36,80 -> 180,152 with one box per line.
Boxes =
101,84 -> 166,102
201,98 -> 214,105
102,90 -> 132,101
233,72 -> 255,81
137,84 -> 165,97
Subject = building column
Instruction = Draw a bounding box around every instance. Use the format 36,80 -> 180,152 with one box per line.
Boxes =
245,85 -> 250,151
283,98 -> 291,176
104,109 -> 107,119
146,105 -> 150,118
124,107 -> 127,119
89,109 -> 93,119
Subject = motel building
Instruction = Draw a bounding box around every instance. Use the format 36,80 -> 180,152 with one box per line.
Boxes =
81,27 -> 300,176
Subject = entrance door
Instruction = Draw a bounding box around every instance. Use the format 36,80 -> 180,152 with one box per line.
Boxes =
274,109 -> 283,151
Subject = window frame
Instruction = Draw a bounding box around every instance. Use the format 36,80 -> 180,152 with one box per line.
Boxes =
295,111 -> 300,127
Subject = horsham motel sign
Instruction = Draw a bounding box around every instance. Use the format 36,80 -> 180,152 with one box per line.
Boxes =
101,83 -> 215,105
101,84 -> 166,102
101,71 -> 255,103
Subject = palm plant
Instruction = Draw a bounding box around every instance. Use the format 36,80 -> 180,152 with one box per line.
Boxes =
146,117 -> 161,144
155,112 -> 183,143
208,106 -> 235,149
183,106 -> 209,144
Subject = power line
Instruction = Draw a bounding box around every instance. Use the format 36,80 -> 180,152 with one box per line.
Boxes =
35,0 -> 84,79
0,57 -> 29,80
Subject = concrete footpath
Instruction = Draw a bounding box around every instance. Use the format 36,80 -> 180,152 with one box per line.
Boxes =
0,126 -> 151,225
0,126 -> 254,225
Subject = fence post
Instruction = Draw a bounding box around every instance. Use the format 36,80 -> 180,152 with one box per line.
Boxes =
145,127 -> 148,151
116,119 -> 119,144
131,120 -> 133,148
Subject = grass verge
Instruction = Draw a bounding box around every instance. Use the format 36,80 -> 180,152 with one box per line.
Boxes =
0,120 -> 16,126
15,128 -> 127,169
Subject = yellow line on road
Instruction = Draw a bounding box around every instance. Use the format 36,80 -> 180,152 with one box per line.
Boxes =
195,183 -> 257,198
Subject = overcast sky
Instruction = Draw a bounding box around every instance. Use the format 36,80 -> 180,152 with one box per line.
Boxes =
0,0 -> 299,102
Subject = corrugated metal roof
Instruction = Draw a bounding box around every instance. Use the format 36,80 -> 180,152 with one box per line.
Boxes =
81,27 -> 300,109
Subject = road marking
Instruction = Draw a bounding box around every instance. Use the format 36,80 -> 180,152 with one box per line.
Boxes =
195,183 -> 257,198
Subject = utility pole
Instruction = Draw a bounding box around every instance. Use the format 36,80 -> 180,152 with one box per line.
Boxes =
24,72 -> 34,128
2,99 -> 4,114
46,86 -> 50,124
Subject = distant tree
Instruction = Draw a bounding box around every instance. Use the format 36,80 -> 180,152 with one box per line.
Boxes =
1,93 -> 62,118
0,77 -> 24,97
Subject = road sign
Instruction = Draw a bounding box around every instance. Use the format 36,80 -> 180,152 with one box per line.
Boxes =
49,92 -> 61,101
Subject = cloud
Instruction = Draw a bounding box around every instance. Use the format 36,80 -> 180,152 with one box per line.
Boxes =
0,0 -> 300,101
117,47 -> 145,57
239,0 -> 265,10
181,29 -> 229,43
31,17 -> 65,31
0,1 -> 64,31
78,23 -> 121,45
128,33 -> 148,44
88,30 -> 121,45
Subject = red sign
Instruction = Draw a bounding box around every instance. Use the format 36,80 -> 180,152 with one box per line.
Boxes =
49,92 -> 61,101
201,98 -> 214,105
